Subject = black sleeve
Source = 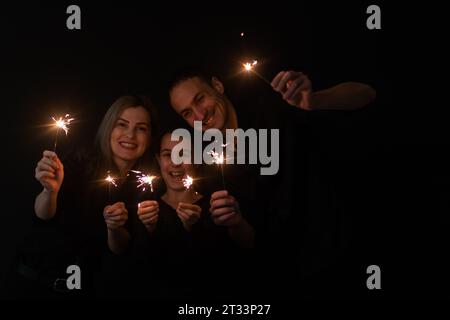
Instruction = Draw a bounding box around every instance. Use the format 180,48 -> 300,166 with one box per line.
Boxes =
31,148 -> 88,227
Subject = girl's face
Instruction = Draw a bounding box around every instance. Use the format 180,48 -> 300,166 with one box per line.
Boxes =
157,133 -> 193,191
110,106 -> 151,169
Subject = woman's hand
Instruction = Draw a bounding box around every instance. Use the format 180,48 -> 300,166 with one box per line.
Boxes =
35,150 -> 64,194
177,202 -> 201,231
103,202 -> 128,231
137,200 -> 159,232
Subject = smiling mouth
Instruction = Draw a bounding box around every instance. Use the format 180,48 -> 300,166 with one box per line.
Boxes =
203,111 -> 215,126
119,142 -> 138,149
169,171 -> 184,178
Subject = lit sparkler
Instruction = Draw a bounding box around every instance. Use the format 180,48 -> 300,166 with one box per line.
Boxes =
243,60 -> 258,71
132,170 -> 157,193
105,174 -> 118,187
182,175 -> 194,190
105,171 -> 118,203
51,114 -> 74,152
208,143 -> 227,190
241,60 -> 271,85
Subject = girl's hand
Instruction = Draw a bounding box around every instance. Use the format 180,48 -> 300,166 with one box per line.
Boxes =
137,200 -> 159,232
177,202 -> 201,231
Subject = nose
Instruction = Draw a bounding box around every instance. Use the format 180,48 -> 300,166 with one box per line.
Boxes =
124,126 -> 136,138
193,106 -> 208,122
170,160 -> 182,168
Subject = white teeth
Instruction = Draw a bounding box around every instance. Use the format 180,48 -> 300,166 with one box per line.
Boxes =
120,142 -> 137,149
203,115 -> 212,125
170,172 -> 184,177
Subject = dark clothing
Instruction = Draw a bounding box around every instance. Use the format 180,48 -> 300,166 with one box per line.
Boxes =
108,195 -> 251,300
194,83 -> 363,298
5,149 -> 142,299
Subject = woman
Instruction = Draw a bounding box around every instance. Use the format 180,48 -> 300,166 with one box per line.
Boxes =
5,95 -> 157,299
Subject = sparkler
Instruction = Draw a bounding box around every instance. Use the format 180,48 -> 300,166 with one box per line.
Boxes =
242,60 -> 272,85
105,171 -> 118,203
51,114 -> 74,152
131,170 -> 157,205
243,60 -> 257,71
208,144 -> 227,190
182,175 -> 194,191
131,170 -> 157,193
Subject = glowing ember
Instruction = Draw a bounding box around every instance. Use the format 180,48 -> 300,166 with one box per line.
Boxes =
52,114 -> 74,135
243,60 -> 258,71
105,174 -> 118,187
182,175 -> 194,190
132,170 -> 156,192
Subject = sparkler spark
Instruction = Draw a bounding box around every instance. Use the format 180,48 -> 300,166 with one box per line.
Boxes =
51,114 -> 74,152
209,150 -> 225,164
105,174 -> 118,187
52,114 -> 74,136
132,170 -> 156,192
182,175 -> 194,190
208,143 -> 228,165
243,60 -> 258,71
208,143 -> 228,189
241,60 -> 271,85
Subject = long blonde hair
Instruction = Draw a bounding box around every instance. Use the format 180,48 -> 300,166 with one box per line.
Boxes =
94,95 -> 158,172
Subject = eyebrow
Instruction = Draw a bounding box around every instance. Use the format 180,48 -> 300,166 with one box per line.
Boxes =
117,118 -> 149,126
193,91 -> 203,103
160,148 -> 172,153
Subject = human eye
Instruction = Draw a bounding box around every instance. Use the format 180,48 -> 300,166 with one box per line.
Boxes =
182,110 -> 192,119
116,121 -> 127,128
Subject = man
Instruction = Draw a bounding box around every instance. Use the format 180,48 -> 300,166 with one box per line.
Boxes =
169,69 -> 375,132
167,66 -> 376,297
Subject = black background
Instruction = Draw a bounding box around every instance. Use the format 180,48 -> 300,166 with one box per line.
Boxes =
1,1 -> 448,301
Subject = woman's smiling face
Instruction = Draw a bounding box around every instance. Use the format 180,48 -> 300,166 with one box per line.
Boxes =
110,106 -> 151,169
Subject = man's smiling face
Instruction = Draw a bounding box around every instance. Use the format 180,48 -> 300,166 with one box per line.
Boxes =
170,77 -> 228,131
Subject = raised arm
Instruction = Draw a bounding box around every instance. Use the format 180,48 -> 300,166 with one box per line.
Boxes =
271,70 -> 376,111
34,150 -> 64,220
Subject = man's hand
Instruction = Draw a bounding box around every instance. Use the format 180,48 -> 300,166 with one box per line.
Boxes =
209,190 -> 243,227
103,202 -> 128,231
177,202 -> 201,231
271,70 -> 313,110
137,200 -> 159,232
